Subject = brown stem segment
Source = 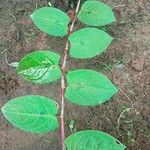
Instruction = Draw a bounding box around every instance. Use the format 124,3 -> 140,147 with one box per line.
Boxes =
60,0 -> 81,150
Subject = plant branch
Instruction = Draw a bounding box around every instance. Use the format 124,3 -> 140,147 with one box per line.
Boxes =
60,0 -> 81,150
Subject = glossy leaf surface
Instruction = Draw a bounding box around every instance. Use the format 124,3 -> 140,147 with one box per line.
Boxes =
17,50 -> 61,84
65,69 -> 118,106
69,28 -> 113,58
30,7 -> 70,37
78,1 -> 116,26
1,95 -> 59,133
65,130 -> 126,150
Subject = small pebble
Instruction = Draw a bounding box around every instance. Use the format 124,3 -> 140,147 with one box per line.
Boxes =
131,57 -> 145,71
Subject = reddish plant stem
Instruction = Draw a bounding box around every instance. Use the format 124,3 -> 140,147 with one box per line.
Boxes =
60,0 -> 81,150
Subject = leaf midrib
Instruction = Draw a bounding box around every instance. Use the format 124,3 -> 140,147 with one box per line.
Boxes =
68,83 -> 113,91
3,110 -> 56,117
18,64 -> 58,73
38,14 -> 68,27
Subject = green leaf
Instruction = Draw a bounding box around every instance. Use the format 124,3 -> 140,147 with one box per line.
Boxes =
1,95 -> 59,133
65,130 -> 126,150
30,7 -> 70,37
69,28 -> 113,58
77,1 -> 116,26
65,69 -> 118,106
16,50 -> 62,84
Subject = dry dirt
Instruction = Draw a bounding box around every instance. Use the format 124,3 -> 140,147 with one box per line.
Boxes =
0,0 -> 150,150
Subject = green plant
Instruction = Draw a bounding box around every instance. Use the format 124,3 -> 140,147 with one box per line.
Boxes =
1,0 -> 126,150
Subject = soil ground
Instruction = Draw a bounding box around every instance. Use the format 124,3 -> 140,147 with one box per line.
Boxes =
0,0 -> 150,150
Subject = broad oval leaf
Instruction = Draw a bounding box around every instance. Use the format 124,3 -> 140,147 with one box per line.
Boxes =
16,50 -> 62,84
65,130 -> 126,150
1,95 -> 59,133
65,69 -> 118,106
30,7 -> 70,37
77,1 -> 116,26
69,28 -> 113,58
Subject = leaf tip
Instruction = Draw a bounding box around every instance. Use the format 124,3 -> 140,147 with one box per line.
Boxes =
115,86 -> 119,94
